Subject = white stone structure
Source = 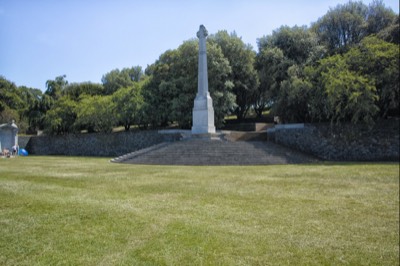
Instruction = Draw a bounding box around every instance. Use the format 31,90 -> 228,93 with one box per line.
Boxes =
191,25 -> 216,134
0,120 -> 18,153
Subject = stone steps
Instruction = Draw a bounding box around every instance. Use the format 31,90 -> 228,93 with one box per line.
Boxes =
112,139 -> 318,165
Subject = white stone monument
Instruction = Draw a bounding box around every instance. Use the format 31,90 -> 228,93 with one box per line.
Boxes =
0,120 -> 18,153
191,25 -> 216,134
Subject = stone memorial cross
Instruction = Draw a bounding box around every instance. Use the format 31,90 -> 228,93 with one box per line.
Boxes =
191,25 -> 216,134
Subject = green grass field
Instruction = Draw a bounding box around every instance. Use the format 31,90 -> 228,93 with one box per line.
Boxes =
0,156 -> 398,265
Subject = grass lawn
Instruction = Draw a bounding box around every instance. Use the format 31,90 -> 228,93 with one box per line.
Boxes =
0,156 -> 398,265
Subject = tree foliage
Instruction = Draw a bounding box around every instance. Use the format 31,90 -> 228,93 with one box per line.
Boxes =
345,36 -> 399,117
258,25 -> 322,64
102,66 -> 143,95
312,0 -> 396,54
63,82 -> 104,100
18,86 -> 44,132
255,25 -> 323,118
254,47 -> 287,117
45,75 -> 68,100
366,0 -> 397,35
273,65 -> 314,123
75,95 -> 116,133
112,81 -> 144,131
44,96 -> 77,134
377,15 -> 399,44
318,55 -> 379,124
0,77 -> 24,114
0,77 -> 32,131
209,31 -> 258,119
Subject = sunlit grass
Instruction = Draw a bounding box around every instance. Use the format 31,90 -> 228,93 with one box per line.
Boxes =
0,156 -> 398,265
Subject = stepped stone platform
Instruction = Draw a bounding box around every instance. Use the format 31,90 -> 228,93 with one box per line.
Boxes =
111,137 -> 319,166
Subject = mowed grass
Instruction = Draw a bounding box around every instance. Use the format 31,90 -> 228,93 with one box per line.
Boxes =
0,156 -> 398,265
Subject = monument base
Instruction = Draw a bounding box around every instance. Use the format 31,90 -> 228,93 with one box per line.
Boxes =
159,129 -> 223,141
191,93 -> 216,134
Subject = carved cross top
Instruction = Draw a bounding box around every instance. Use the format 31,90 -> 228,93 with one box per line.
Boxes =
197,25 -> 208,39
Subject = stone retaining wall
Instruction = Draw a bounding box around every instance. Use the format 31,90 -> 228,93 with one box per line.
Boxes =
223,123 -> 274,132
24,130 -> 180,157
20,120 -> 400,161
269,120 -> 399,161
18,136 -> 31,149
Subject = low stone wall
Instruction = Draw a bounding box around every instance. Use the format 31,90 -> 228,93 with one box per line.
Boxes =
269,120 -> 399,161
223,123 -> 274,132
25,130 -> 180,157
18,136 -> 31,149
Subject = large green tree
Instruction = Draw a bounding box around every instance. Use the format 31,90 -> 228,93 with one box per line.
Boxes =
101,66 -> 143,95
313,1 -> 368,53
112,80 -> 144,131
345,36 -> 399,117
366,0 -> 397,35
312,0 -> 396,54
43,96 -> 78,135
302,36 -> 399,125
0,77 -> 24,115
32,75 -> 70,131
255,25 -> 323,118
319,55 -> 379,124
377,15 -> 399,44
45,75 -> 68,100
258,25 -> 322,65
63,82 -> 104,100
75,95 -> 116,133
273,65 -> 314,123
18,86 -> 43,133
254,47 -> 288,118
209,31 -> 258,120
0,77 -> 28,128
143,49 -> 179,127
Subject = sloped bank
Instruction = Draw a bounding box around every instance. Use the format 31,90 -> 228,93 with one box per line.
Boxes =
268,119 -> 399,161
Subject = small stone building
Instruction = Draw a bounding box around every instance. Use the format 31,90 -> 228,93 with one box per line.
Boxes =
0,120 -> 18,152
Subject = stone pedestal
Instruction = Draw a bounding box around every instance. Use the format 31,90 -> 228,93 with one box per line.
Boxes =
192,25 -> 216,134
192,94 -> 215,134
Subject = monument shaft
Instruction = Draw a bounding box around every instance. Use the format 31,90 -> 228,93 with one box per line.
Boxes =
192,25 -> 216,134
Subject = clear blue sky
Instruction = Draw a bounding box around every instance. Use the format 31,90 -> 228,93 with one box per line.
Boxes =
0,0 -> 398,91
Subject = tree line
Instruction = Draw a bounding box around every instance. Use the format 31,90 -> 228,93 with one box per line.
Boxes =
1,0 -> 398,134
